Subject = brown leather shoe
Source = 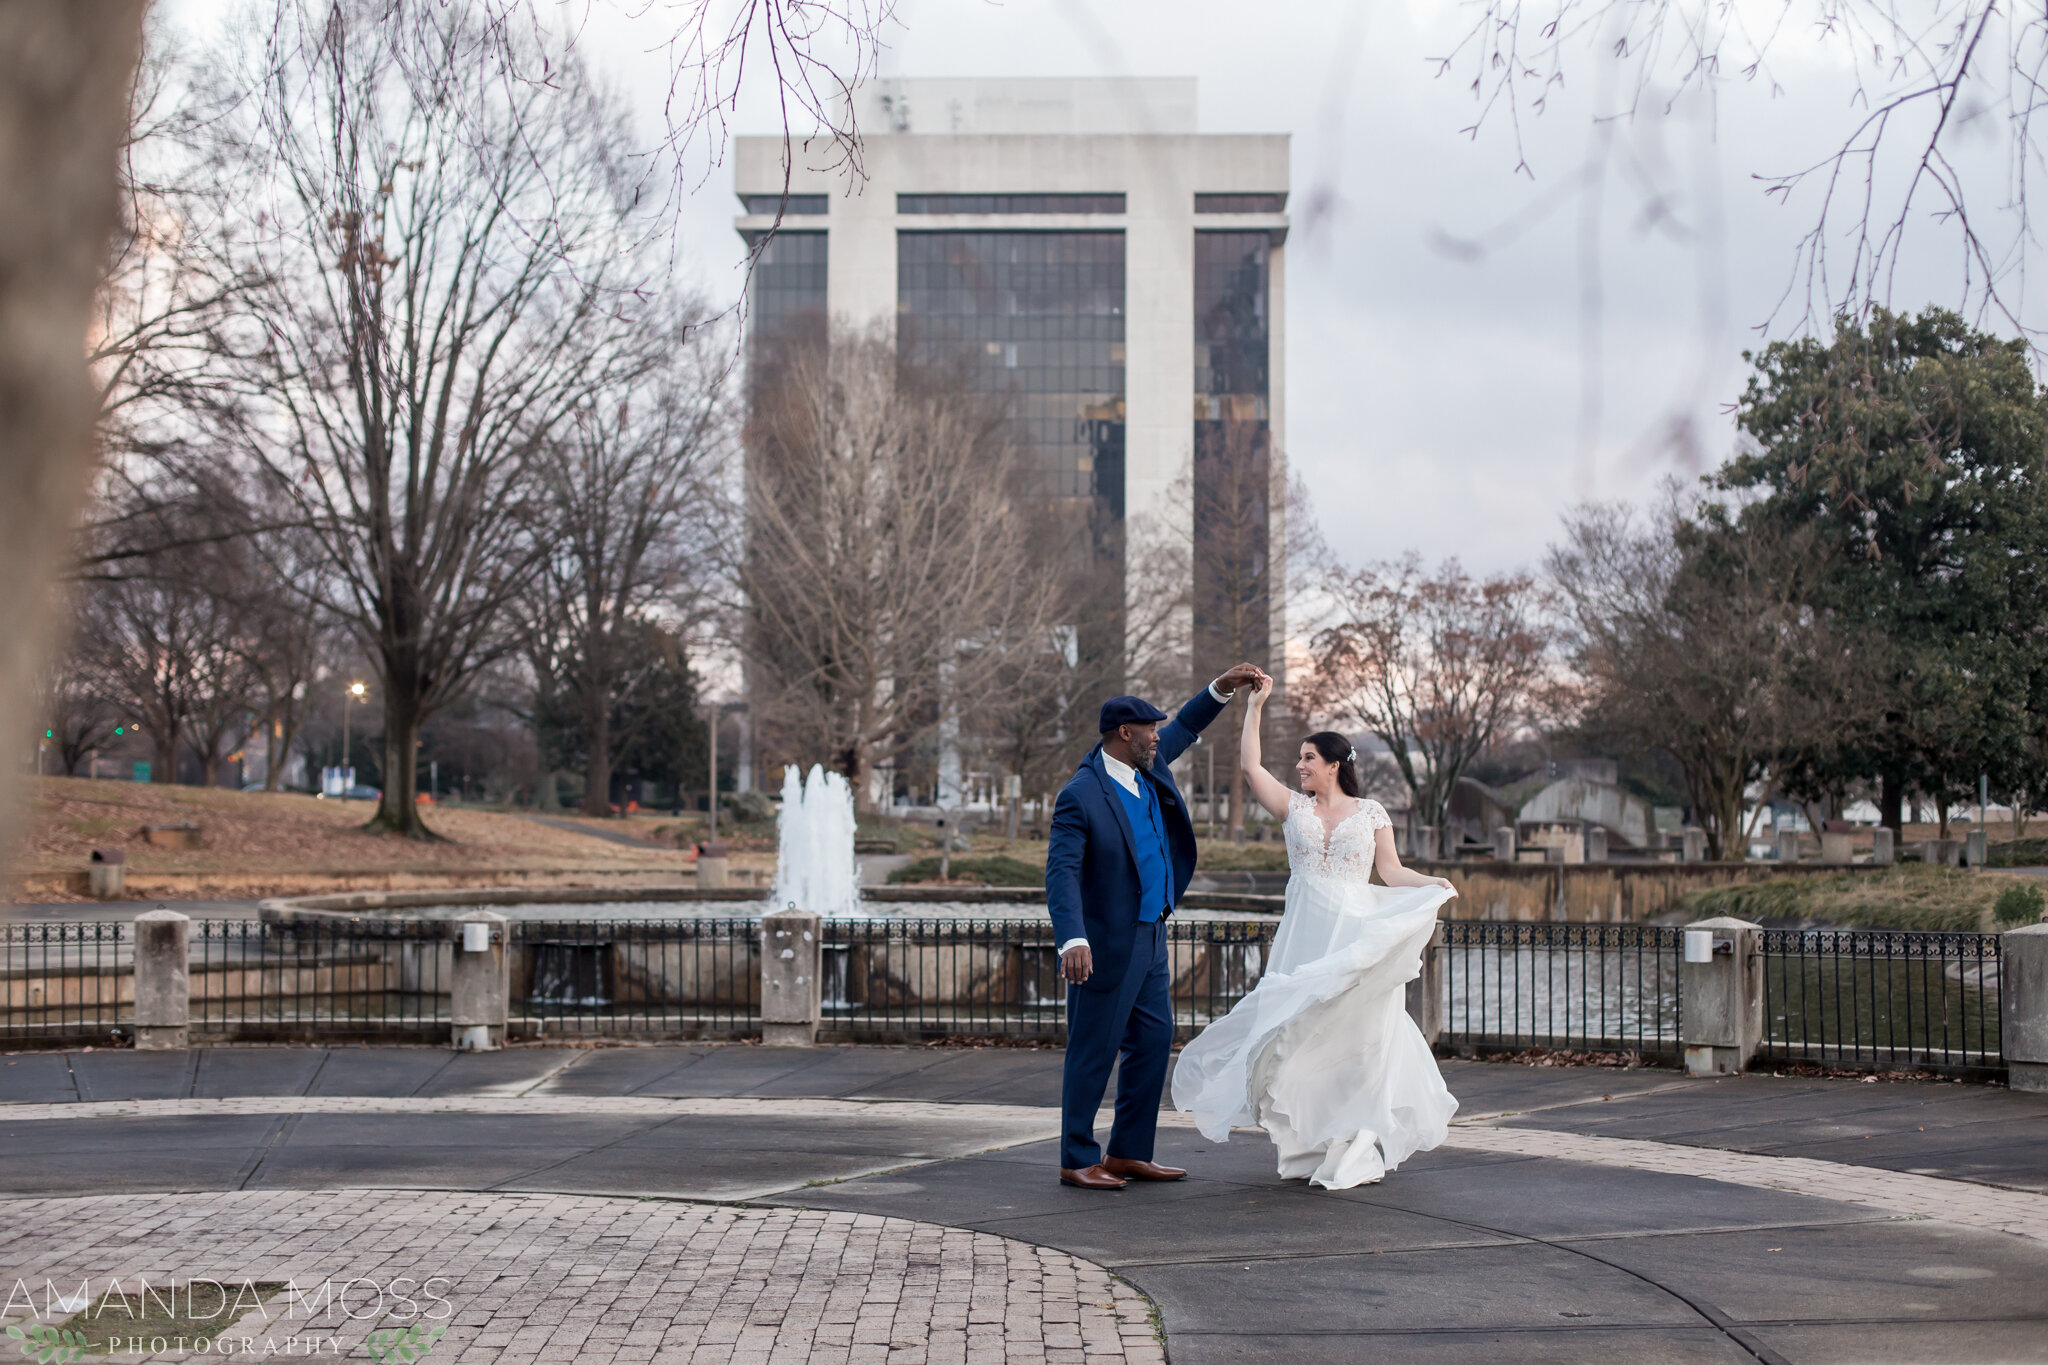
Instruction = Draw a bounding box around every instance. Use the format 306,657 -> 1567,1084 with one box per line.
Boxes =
1059,1164 -> 1128,1190
1102,1157 -> 1187,1181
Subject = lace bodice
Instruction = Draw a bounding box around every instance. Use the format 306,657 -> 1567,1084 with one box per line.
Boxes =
1283,790 -> 1391,884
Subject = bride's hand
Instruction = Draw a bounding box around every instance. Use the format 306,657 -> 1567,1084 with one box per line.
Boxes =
1247,673 -> 1274,705
1432,876 -> 1457,896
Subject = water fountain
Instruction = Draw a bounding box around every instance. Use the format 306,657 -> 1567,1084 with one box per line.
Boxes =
769,763 -> 863,917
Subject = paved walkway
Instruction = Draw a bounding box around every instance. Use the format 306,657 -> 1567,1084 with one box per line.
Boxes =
522,815 -> 675,851
5,1190 -> 1159,1365
3,1045 -> 2045,1363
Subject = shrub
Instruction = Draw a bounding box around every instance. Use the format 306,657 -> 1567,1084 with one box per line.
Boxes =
1993,881 -> 2047,927
725,790 -> 776,825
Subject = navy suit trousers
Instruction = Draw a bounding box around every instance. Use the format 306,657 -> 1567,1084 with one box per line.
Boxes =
1060,918 -> 1172,1170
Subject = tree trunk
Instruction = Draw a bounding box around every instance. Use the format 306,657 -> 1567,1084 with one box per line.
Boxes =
368,689 -> 432,838
582,693 -> 612,818
1880,769 -> 1904,835
154,732 -> 178,785
267,710 -> 299,792
0,2 -> 145,866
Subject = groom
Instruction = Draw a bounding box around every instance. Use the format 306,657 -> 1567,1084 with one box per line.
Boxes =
1046,663 -> 1267,1190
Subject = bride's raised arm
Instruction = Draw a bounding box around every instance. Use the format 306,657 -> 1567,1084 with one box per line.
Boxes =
1238,676 -> 1292,822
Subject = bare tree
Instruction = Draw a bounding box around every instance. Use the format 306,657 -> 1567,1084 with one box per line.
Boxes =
0,0 -> 892,875
1548,493 -> 1878,858
38,627 -> 125,779
200,2 -> 669,835
1299,555 -> 1549,839
736,328 -> 1063,809
1438,0 -> 2048,344
529,310 -> 733,817
81,543 -> 252,786
239,525 -> 334,791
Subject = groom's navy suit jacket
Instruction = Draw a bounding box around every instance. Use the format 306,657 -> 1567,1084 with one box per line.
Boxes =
1045,686 -> 1226,993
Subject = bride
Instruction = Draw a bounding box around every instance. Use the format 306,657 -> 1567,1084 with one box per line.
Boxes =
1171,675 -> 1459,1189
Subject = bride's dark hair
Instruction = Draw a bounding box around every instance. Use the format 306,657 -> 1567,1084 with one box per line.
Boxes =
1303,731 -> 1363,798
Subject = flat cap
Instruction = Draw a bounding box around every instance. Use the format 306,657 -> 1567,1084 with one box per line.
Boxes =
1098,694 -> 1170,733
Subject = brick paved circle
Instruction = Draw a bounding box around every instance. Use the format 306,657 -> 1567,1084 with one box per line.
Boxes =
0,1190 -> 1164,1365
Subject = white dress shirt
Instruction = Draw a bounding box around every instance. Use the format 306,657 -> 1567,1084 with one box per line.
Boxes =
1059,678 -> 1237,956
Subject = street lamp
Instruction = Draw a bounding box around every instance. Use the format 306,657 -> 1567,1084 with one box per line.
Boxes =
341,681 -> 366,797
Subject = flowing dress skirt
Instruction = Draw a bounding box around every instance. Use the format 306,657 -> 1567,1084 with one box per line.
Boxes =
1171,877 -> 1457,1189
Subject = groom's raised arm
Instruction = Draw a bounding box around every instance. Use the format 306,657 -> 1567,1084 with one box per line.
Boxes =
1155,664 -> 1263,767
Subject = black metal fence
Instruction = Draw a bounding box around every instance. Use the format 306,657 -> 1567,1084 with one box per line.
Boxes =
190,917 -> 452,1042
515,917 -> 759,1039
0,914 -> 2013,1079
1758,928 -> 2002,1075
799,917 -> 1279,1043
1440,922 -> 1684,1057
0,921 -> 130,1043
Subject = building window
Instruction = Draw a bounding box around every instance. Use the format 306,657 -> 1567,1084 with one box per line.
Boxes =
898,193 -> 1125,216
897,231 -> 1126,507
743,230 -> 827,380
1192,231 -> 1272,675
1194,193 -> 1286,214
741,194 -> 829,216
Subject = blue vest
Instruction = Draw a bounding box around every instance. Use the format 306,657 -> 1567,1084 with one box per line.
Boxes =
1112,776 -> 1172,923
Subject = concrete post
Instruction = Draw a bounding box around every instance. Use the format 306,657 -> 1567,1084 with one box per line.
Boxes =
88,848 -> 125,899
132,909 -> 189,1050
1492,826 -> 1515,862
1872,828 -> 1895,866
1585,827 -> 1608,863
1681,827 -> 1707,863
1404,922 -> 1445,1046
762,909 -> 822,1046
450,911 -> 508,1051
1966,829 -> 1988,868
1820,830 -> 1853,865
1776,829 -> 1800,863
2001,923 -> 2048,1093
696,841 -> 730,891
1679,917 -> 1762,1077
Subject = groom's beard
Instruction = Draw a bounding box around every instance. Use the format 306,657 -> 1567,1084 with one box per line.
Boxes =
1130,740 -> 1158,769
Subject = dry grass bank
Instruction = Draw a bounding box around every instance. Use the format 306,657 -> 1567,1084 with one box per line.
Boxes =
9,777 -> 728,899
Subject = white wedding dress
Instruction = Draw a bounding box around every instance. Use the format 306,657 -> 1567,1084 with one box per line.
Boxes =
1172,792 -> 1458,1189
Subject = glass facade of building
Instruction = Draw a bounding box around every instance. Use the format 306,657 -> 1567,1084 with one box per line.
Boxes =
743,231 -> 828,373
1193,193 -> 1286,214
1192,231 -> 1273,671
741,194 -> 829,216
896,231 -> 1126,508
898,193 -> 1124,215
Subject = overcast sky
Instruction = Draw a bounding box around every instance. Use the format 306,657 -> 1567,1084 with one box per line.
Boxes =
172,0 -> 2034,580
